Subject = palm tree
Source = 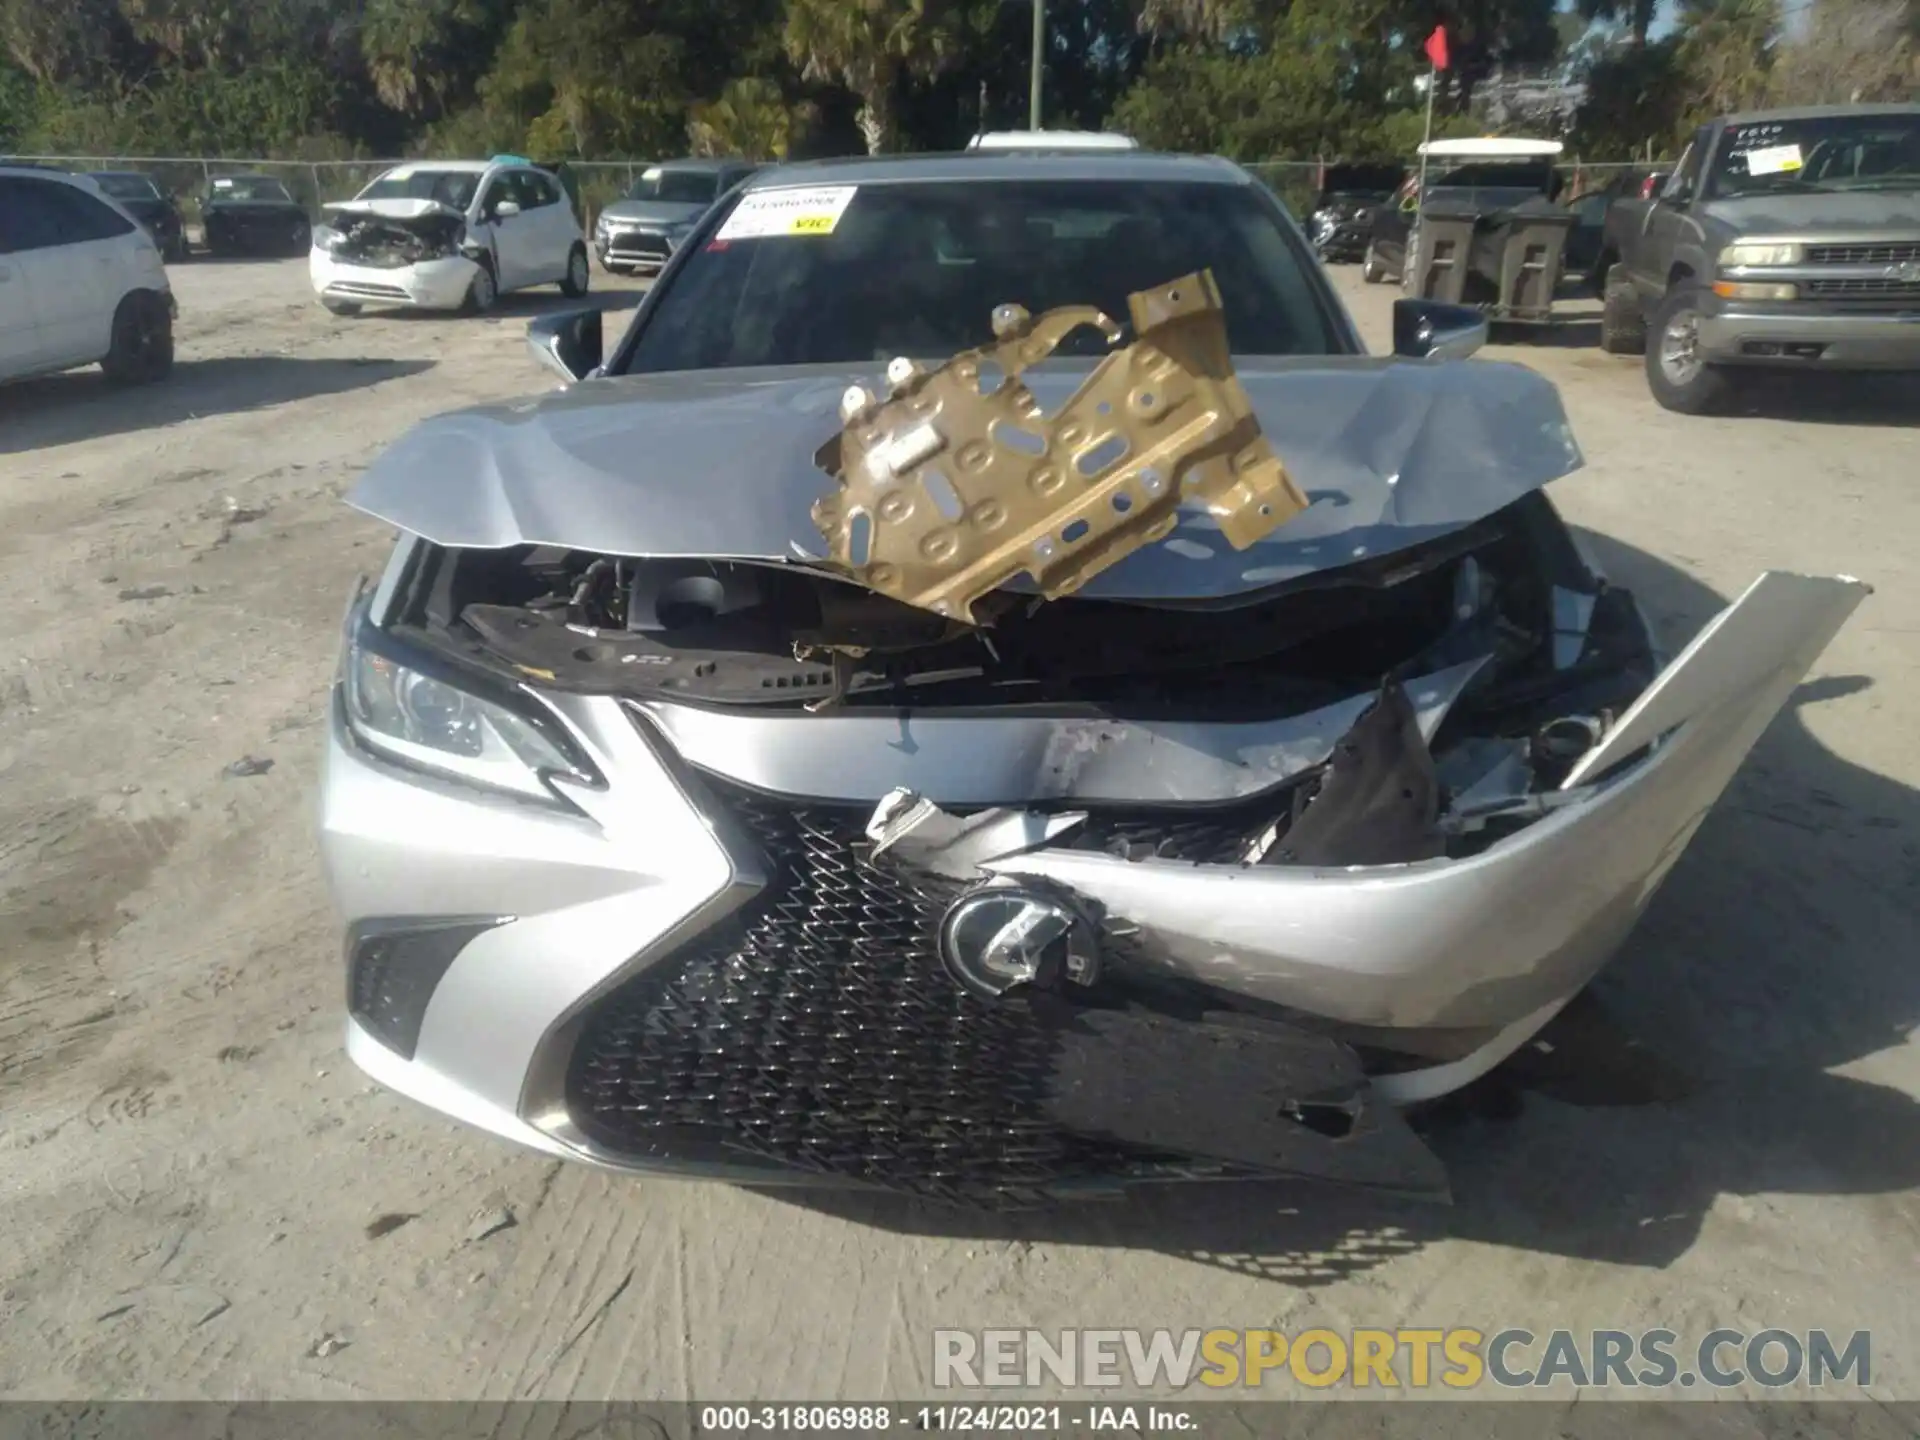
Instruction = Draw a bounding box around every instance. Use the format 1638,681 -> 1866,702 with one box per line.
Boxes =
785,0 -> 959,153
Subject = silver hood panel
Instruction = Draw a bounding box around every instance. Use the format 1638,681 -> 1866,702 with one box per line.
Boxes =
346,356 -> 1583,602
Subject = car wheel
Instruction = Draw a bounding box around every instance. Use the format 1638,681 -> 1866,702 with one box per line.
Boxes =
1645,286 -> 1731,414
560,243 -> 591,297
165,233 -> 190,264
1361,241 -> 1385,283
322,298 -> 361,316
101,291 -> 174,385
288,220 -> 311,255
1599,272 -> 1646,356
463,258 -> 499,315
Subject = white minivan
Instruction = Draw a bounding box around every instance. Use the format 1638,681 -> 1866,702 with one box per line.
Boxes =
0,165 -> 176,386
309,158 -> 589,315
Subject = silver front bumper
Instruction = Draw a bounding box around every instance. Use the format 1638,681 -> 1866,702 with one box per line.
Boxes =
319,571 -> 1867,1170
1699,306 -> 1920,368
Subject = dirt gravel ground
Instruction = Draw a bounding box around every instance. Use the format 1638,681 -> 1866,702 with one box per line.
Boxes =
0,254 -> 1916,1405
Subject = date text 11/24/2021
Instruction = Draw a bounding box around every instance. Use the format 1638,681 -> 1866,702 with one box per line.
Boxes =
699,1405 -> 1198,1432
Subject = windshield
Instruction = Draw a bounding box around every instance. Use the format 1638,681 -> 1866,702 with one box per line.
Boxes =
620,179 -> 1342,373
628,168 -> 721,204
211,177 -> 293,203
93,174 -> 161,201
1709,113 -> 1920,196
357,168 -> 481,210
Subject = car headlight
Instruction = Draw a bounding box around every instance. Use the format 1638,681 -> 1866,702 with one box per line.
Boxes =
311,224 -> 340,251
342,637 -> 590,803
1721,242 -> 1804,268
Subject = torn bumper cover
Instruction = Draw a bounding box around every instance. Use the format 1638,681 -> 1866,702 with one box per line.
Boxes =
323,321 -> 1870,1206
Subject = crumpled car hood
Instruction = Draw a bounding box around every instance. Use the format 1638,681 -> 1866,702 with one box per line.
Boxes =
347,355 -> 1583,603
325,197 -> 466,223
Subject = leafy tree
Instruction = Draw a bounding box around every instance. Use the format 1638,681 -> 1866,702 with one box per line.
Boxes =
0,0 -> 140,87
359,0 -> 512,123
785,0 -> 965,152
1568,33 -> 1688,155
1769,0 -> 1915,104
1573,0 -> 1659,47
1674,0 -> 1778,120
689,76 -> 803,157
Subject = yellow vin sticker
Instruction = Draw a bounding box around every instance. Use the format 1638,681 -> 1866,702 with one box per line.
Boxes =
716,185 -> 859,241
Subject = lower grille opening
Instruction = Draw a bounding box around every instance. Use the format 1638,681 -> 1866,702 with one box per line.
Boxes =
567,788 -> 1191,1205
563,781 -> 1431,1207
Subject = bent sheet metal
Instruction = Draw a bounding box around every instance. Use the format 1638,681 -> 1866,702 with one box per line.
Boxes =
811,269 -> 1312,621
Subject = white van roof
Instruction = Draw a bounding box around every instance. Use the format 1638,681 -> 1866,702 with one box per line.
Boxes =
967,130 -> 1140,152
1418,137 -> 1565,159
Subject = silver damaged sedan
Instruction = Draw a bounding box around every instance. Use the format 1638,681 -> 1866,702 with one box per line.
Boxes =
321,151 -> 1869,1207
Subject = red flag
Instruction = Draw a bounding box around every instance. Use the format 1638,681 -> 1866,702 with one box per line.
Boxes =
1424,24 -> 1450,71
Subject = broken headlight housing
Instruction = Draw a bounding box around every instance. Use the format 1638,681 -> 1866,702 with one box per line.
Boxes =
310,224 -> 343,253
342,632 -> 589,803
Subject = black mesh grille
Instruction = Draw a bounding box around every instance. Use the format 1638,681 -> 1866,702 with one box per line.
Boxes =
566,785 -> 1258,1206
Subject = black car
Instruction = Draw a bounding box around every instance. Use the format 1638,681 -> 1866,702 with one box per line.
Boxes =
201,174 -> 311,257
1306,162 -> 1406,263
89,171 -> 189,261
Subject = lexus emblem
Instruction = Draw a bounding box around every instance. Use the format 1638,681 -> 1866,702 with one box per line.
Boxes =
1889,260 -> 1920,285
937,881 -> 1100,999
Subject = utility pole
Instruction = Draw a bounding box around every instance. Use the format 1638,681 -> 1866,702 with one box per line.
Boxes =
1029,0 -> 1044,130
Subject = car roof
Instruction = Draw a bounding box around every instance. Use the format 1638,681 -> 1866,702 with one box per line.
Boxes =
210,173 -> 287,184
1721,103 -> 1920,125
1419,137 -> 1564,158
742,150 -> 1248,191
89,169 -> 155,180
644,157 -> 754,173
379,159 -> 496,174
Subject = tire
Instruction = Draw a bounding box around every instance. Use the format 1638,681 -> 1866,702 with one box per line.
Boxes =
560,243 -> 591,297
1645,286 -> 1732,415
100,291 -> 174,385
321,298 -> 361,316
288,220 -> 311,256
165,232 -> 190,264
1361,241 -> 1385,284
463,258 -> 499,315
1599,273 -> 1647,356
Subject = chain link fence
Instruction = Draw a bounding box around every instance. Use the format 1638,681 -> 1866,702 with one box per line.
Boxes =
10,151 -> 1669,234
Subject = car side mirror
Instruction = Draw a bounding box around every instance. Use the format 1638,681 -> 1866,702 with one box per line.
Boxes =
492,199 -> 522,219
1392,298 -> 1488,360
527,307 -> 603,385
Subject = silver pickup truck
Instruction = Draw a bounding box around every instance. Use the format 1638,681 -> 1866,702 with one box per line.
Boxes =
1598,103 -> 1920,414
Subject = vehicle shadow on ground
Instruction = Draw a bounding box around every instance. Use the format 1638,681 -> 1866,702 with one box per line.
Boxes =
761,534 -> 1920,1281
1725,372 -> 1920,428
0,356 -> 435,454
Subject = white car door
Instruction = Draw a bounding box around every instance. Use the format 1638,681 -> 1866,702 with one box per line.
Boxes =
472,171 -> 532,290
0,180 -> 48,376
6,177 -> 145,365
528,170 -> 579,281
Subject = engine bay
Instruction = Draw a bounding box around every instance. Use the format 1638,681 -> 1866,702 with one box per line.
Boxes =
324,213 -> 467,268
373,493 -> 1662,865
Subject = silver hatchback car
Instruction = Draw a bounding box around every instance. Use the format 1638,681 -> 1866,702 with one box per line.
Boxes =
319,151 -> 1867,1208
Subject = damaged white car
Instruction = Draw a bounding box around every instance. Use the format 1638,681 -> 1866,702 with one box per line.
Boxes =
320,153 -> 1868,1207
309,157 -> 588,316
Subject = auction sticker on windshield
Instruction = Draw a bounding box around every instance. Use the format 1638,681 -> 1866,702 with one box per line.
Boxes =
1743,143 -> 1803,176
716,186 -> 859,240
